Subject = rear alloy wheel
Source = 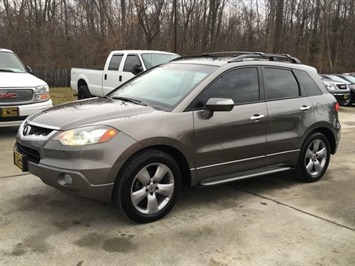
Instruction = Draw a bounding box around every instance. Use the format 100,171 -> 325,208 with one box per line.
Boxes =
294,133 -> 330,182
113,150 -> 181,223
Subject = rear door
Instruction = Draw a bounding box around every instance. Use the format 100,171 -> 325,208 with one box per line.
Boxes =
102,53 -> 124,95
192,67 -> 267,183
262,67 -> 316,166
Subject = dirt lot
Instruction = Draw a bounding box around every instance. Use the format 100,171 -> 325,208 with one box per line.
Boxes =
0,107 -> 354,265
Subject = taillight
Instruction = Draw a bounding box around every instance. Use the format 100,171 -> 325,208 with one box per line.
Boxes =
334,102 -> 340,112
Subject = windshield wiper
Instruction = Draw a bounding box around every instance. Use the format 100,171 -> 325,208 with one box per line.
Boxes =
109,96 -> 147,106
0,69 -> 15,72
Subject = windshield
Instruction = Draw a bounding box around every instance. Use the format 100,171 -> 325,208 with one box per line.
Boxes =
141,53 -> 179,69
0,51 -> 27,73
341,75 -> 355,83
328,75 -> 351,84
109,63 -> 217,111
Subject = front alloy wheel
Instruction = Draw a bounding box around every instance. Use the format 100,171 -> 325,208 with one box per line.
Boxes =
113,150 -> 181,223
131,163 -> 175,215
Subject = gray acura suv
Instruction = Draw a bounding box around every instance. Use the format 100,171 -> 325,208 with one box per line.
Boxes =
14,52 -> 341,223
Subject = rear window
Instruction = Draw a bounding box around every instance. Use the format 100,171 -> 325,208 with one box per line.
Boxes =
264,68 -> 300,100
108,54 -> 123,71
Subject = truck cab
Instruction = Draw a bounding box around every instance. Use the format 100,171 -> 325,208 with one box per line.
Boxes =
71,50 -> 179,99
0,48 -> 53,127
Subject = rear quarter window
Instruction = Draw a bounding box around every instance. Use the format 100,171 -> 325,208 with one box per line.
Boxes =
294,70 -> 323,96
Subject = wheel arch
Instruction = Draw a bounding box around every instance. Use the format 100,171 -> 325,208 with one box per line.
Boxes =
309,127 -> 336,154
112,145 -> 192,201
77,79 -> 88,90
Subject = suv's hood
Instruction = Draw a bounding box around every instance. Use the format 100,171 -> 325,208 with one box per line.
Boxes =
0,72 -> 47,87
28,98 -> 156,130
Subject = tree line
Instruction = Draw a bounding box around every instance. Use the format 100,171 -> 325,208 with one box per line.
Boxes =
0,0 -> 354,86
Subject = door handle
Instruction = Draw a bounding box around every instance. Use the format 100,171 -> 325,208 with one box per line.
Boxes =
104,74 -> 107,80
300,105 -> 311,111
119,75 -> 122,82
250,114 -> 265,121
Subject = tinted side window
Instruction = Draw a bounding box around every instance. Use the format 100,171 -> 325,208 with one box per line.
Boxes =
294,70 -> 323,96
264,68 -> 299,100
108,54 -> 123,71
196,68 -> 259,107
123,54 -> 141,72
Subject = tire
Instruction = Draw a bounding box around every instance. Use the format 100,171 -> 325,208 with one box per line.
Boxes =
294,132 -> 330,182
113,149 -> 182,223
349,93 -> 354,106
340,98 -> 351,106
78,85 -> 92,100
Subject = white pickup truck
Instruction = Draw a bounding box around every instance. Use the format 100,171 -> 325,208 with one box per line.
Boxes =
70,50 -> 179,99
0,48 -> 52,127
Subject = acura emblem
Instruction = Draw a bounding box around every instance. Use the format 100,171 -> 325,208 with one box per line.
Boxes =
23,125 -> 31,135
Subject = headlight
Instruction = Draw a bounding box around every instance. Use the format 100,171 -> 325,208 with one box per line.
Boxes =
54,126 -> 118,146
34,85 -> 50,102
326,84 -> 336,92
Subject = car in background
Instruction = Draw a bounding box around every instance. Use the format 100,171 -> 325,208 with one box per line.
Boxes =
0,48 -> 53,127
335,74 -> 355,105
342,72 -> 355,77
321,74 -> 355,105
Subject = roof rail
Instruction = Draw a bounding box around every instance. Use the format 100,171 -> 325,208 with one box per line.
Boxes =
170,51 -> 301,64
170,51 -> 264,61
229,53 -> 301,64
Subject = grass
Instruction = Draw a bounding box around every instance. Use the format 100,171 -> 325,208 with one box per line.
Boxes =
50,87 -> 77,105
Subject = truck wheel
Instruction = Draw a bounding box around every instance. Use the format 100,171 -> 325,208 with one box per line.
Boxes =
78,85 -> 92,100
113,149 -> 181,223
293,132 -> 330,182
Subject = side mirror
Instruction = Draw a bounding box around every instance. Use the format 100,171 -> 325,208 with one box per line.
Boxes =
26,66 -> 33,74
132,63 -> 143,75
203,98 -> 234,119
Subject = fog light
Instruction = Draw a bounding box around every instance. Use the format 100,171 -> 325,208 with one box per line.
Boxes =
64,174 -> 73,185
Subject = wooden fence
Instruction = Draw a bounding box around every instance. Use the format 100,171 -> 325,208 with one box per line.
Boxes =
32,69 -> 70,87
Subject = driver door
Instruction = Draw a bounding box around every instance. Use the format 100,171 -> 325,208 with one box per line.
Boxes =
192,67 -> 267,182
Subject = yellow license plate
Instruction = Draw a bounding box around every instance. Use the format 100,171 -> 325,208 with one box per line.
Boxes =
13,149 -> 28,172
1,107 -> 19,118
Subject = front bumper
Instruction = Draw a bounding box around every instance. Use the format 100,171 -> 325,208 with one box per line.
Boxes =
28,160 -> 114,203
14,124 -> 142,203
0,100 -> 53,127
332,92 -> 350,102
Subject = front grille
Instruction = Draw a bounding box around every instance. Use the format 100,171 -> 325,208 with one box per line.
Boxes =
22,123 -> 53,136
0,89 -> 34,104
336,84 -> 347,90
17,142 -> 41,164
